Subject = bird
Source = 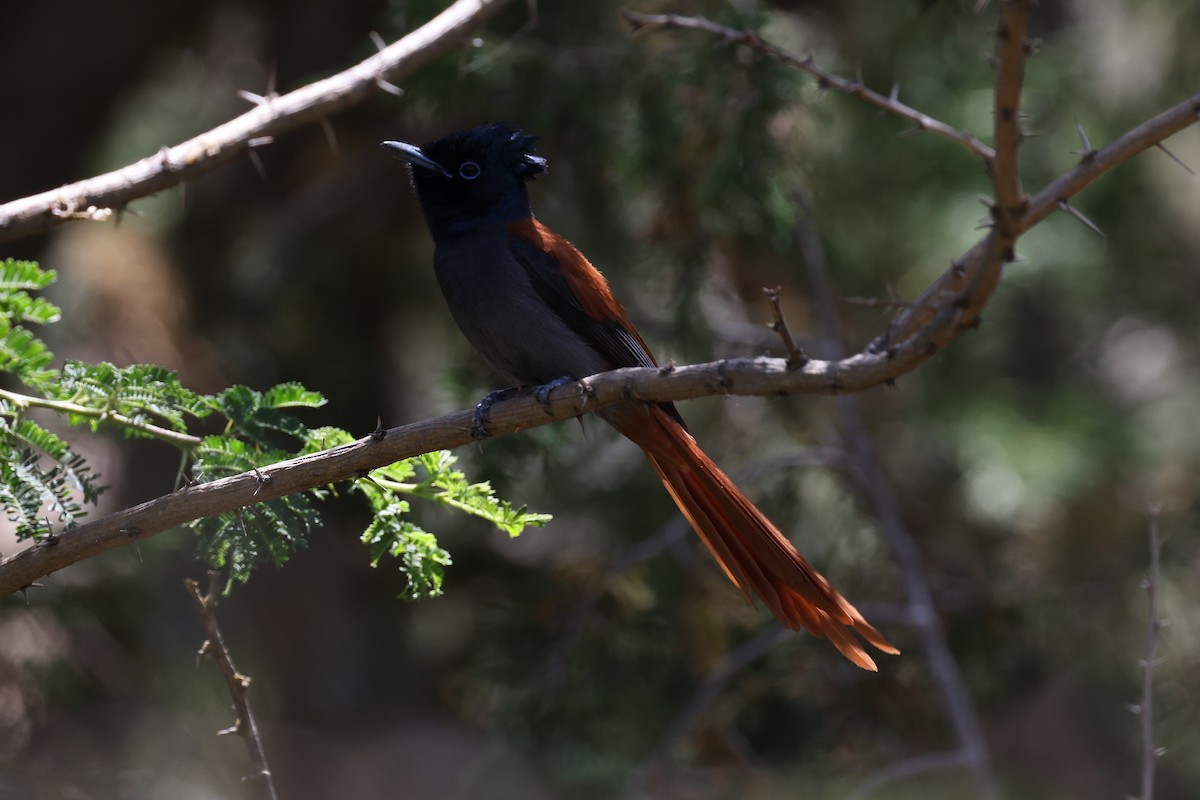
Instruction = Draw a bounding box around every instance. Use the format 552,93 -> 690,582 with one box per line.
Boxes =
382,123 -> 897,670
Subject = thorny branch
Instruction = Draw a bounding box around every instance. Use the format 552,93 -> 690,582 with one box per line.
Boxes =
620,10 -> 996,165
1,5 -> 1197,615
0,0 -> 517,244
991,0 -> 1031,230
185,572 -> 278,800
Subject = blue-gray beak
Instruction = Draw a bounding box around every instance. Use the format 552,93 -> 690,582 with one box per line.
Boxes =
380,140 -> 452,178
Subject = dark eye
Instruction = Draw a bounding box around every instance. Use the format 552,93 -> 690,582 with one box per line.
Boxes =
458,161 -> 481,180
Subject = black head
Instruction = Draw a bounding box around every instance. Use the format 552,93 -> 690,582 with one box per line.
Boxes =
382,123 -> 547,240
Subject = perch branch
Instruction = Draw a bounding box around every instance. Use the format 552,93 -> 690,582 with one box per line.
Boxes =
0,351 -> 986,596
0,0 -> 516,244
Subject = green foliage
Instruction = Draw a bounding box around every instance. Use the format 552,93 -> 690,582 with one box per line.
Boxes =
0,408 -> 103,538
406,451 -> 553,537
0,313 -> 56,388
208,382 -> 325,446
0,260 -> 57,388
0,258 -> 60,325
302,430 -> 552,599
189,433 -> 318,583
0,260 -> 548,594
0,260 -> 93,537
49,361 -> 212,433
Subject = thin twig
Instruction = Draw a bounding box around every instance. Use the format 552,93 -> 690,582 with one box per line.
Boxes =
763,287 -> 808,368
0,0 -> 516,243
0,387 -> 203,449
620,10 -> 995,166
795,188 -> 999,800
1134,511 -> 1165,800
185,572 -> 278,800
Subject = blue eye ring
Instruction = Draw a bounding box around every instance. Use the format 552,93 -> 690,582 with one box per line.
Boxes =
458,161 -> 481,180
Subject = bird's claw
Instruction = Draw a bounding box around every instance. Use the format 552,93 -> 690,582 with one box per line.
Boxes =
534,375 -> 574,415
472,387 -> 520,440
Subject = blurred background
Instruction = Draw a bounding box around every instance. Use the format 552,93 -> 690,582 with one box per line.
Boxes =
2,0 -> 1199,797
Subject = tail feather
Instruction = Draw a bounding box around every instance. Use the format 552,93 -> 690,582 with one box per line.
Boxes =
602,403 -> 898,671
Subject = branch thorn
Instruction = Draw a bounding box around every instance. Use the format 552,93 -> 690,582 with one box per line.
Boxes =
320,118 -> 340,159
248,150 -> 269,186
1154,142 -> 1195,176
1072,117 -> 1097,161
1056,200 -> 1106,240
251,467 -> 272,496
375,77 -> 405,96
237,90 -> 268,106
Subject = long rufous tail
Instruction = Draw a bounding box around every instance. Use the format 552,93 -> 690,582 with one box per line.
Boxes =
601,403 -> 898,671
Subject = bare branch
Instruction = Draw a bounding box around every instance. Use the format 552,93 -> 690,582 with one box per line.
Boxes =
185,572 -> 278,800
1020,94 -> 1200,233
0,0 -> 516,244
620,10 -> 996,166
0,344 -> 978,595
881,95 -> 1199,347
762,287 -> 808,368
991,0 -> 1031,231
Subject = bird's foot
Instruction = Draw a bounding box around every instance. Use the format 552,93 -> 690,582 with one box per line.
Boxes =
472,387 -> 521,440
534,375 -> 575,415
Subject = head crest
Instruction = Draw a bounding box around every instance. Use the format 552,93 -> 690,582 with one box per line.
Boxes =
424,123 -> 548,181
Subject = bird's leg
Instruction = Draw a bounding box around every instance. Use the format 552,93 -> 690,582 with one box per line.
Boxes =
534,375 -> 575,415
472,376 -> 574,439
472,387 -> 522,440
